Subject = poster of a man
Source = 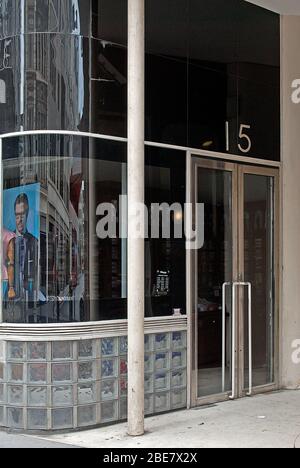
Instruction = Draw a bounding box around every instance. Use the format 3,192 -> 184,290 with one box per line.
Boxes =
2,184 -> 40,320
2,227 -> 16,299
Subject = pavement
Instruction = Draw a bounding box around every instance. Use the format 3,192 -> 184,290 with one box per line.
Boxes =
1,390 -> 300,448
0,430 -> 79,448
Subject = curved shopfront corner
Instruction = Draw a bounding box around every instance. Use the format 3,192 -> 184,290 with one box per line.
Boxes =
0,0 -> 286,433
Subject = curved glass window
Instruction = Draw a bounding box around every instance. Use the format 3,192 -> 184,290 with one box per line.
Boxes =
1,135 -> 186,323
2,135 -> 127,323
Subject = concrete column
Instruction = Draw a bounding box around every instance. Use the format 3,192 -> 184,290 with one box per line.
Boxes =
127,0 -> 145,436
0,138 -> 2,323
281,16 -> 300,389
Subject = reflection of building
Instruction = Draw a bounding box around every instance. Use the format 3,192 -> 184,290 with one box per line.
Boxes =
0,0 -> 299,443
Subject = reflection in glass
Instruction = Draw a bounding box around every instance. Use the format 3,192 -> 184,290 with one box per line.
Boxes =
2,136 -> 187,324
0,0 -> 127,41
0,34 -> 127,136
2,135 -> 127,323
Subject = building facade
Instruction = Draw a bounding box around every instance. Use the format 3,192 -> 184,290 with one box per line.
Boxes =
0,0 -> 299,432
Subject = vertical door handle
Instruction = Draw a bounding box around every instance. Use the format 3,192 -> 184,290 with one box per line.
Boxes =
231,282 -> 253,400
222,282 -> 231,393
245,282 -> 252,397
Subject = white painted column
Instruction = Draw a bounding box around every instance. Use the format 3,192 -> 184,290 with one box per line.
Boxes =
127,0 -> 145,436
281,16 -> 300,389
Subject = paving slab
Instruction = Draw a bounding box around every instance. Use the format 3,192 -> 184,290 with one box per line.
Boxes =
31,390 -> 300,449
0,430 -> 79,448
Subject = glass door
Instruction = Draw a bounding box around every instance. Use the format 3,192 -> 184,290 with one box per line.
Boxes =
238,166 -> 279,397
191,158 -> 279,406
191,158 -> 237,404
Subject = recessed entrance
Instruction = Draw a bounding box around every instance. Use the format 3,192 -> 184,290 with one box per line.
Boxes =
190,157 -> 279,406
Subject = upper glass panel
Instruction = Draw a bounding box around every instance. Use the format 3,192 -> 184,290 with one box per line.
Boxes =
0,34 -> 127,136
0,0 -> 127,43
0,0 -> 280,159
145,0 -> 280,160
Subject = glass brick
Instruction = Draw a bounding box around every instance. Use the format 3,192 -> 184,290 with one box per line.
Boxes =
9,363 -> 24,382
101,338 -> 117,357
28,363 -> 47,384
78,340 -> 95,359
78,383 -> 96,405
119,399 -> 127,420
172,351 -> 186,369
145,335 -> 153,352
155,392 -> 170,413
119,378 -> 127,397
144,354 -> 153,373
144,374 -> 154,394
28,409 -> 47,430
155,333 -> 169,351
171,370 -> 187,388
0,363 -> 4,381
0,406 -> 4,426
78,361 -> 95,381
101,400 -> 118,422
101,379 -> 118,401
144,395 -> 154,415
52,363 -> 72,383
8,342 -> 25,360
8,386 -> 24,405
101,359 -> 117,379
52,408 -> 73,430
119,336 -> 128,355
28,342 -> 47,361
155,353 -> 169,371
171,389 -> 187,409
52,386 -> 73,407
0,341 -> 5,360
28,387 -> 48,407
52,342 -> 72,360
7,407 -> 24,429
172,332 -> 186,349
119,358 -> 127,376
77,405 -> 97,427
0,384 -> 4,403
155,373 -> 170,392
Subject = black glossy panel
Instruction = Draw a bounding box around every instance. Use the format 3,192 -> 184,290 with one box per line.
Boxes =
92,0 -> 127,44
237,63 -> 280,160
146,53 -> 188,147
91,41 -> 127,137
145,0 -> 188,146
145,146 -> 186,318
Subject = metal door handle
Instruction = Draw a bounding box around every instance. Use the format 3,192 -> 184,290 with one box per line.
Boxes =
232,282 -> 252,399
222,282 -> 231,393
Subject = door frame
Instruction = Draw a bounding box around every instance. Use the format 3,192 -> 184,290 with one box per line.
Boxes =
187,154 -> 280,408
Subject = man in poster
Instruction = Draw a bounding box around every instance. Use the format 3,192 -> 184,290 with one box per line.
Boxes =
13,193 -> 38,302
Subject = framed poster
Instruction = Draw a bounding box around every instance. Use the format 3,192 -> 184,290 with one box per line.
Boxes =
2,183 -> 40,307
